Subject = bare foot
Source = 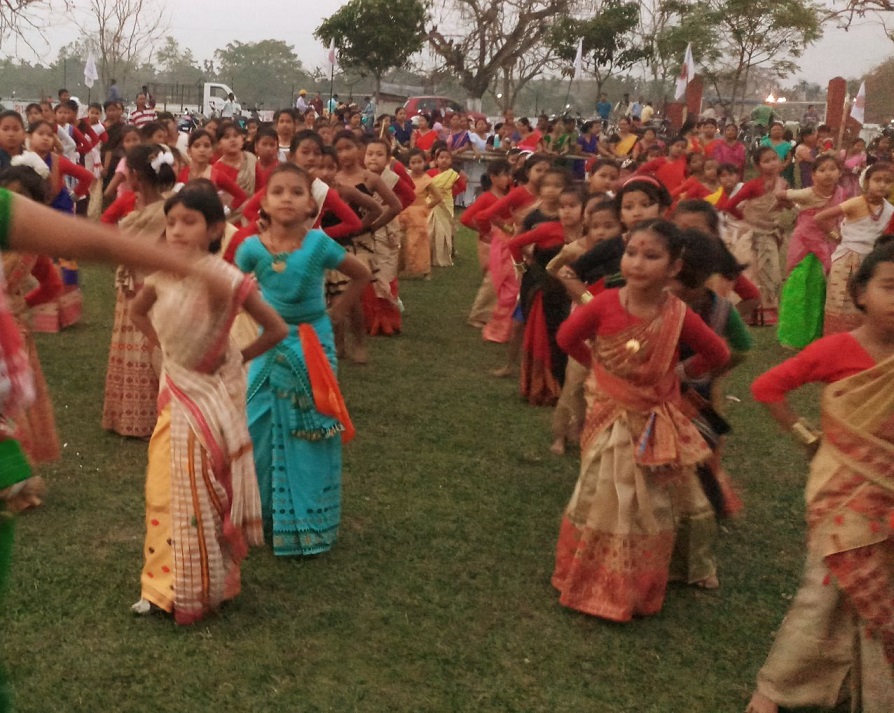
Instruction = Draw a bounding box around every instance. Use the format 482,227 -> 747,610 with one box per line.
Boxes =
745,691 -> 778,713
549,439 -> 566,456
491,366 -> 513,378
695,574 -> 720,590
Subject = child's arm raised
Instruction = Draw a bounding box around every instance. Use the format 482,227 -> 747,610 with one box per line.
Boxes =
240,289 -> 288,363
7,192 -> 233,299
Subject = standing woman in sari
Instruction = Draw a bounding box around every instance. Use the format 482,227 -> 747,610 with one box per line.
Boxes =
410,114 -> 438,158
128,181 -> 287,623
513,118 -> 543,151
102,145 -> 175,437
747,239 -> 894,713
553,219 -> 730,621
427,147 -> 468,267
600,117 -> 637,160
236,165 -> 372,556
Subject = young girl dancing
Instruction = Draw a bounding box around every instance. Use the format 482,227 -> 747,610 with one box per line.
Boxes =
177,129 -> 246,211
401,148 -> 442,279
0,176 -> 247,706
746,238 -> 894,713
102,144 -> 176,437
776,155 -> 846,349
553,219 -> 730,621
0,166 -> 62,476
815,162 -> 894,335
492,166 -> 567,377
476,154 -> 551,343
723,146 -> 788,325
235,164 -> 372,556
462,159 -> 511,328
333,131 -> 400,362
128,180 -> 286,623
507,182 -> 581,405
556,176 -> 670,305
427,147 -> 468,267
547,199 -> 620,455
214,120 -> 258,196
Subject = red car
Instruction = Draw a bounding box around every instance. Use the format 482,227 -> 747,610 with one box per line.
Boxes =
403,96 -> 486,123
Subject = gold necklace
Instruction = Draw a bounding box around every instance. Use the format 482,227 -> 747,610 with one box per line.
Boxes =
623,291 -> 642,356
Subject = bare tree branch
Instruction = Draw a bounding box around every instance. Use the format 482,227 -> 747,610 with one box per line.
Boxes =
74,0 -> 169,92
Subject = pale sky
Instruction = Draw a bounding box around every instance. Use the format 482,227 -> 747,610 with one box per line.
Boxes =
4,0 -> 893,89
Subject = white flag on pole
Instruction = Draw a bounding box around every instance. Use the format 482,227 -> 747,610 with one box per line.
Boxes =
84,52 -> 99,89
327,39 -> 337,70
850,81 -> 866,125
674,43 -> 696,101
573,38 -> 583,81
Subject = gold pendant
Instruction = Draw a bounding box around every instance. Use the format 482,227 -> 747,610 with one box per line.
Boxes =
271,259 -> 286,273
625,338 -> 641,355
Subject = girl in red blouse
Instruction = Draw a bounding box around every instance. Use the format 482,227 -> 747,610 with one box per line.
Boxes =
461,159 -> 512,328
476,154 -> 552,344
553,218 -> 730,622
213,121 -> 257,196
178,130 -> 247,211
507,184 -> 584,408
747,238 -> 894,713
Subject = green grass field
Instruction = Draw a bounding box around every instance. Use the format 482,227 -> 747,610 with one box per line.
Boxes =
2,224 -> 827,712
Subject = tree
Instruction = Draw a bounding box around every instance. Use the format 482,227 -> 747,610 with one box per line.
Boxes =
0,0 -> 50,45
75,0 -> 169,95
548,0 -> 652,97
213,40 -> 308,108
427,0 -> 573,110
155,36 -> 203,86
696,0 -> 822,117
314,0 -> 428,101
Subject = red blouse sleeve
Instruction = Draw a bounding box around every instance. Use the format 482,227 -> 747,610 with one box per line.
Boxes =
391,162 -> 415,210
392,174 -> 415,209
477,186 -> 533,224
751,333 -> 875,403
210,167 -> 247,209
460,192 -> 498,234
177,165 -> 190,184
242,188 -> 264,223
58,156 -> 94,197
679,307 -> 731,375
506,222 -> 564,263
636,157 -> 666,175
100,191 -> 137,224
723,178 -> 763,219
223,222 -> 258,265
732,274 -> 760,302
70,126 -> 92,156
24,256 -> 63,307
319,189 -> 363,240
556,291 -> 609,366
452,174 -> 467,197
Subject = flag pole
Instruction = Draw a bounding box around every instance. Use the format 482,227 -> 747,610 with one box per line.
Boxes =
328,62 -> 334,117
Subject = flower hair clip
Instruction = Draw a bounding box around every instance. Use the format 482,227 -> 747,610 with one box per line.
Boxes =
150,148 -> 175,175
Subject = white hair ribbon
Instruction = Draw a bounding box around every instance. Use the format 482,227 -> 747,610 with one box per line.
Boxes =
10,151 -> 50,179
150,148 -> 175,175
